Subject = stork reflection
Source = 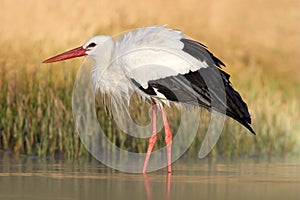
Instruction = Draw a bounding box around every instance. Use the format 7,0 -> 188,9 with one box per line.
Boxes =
143,173 -> 172,200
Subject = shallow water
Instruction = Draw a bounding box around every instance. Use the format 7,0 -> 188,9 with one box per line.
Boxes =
0,153 -> 299,200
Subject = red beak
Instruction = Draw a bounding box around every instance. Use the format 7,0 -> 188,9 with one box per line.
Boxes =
42,46 -> 86,63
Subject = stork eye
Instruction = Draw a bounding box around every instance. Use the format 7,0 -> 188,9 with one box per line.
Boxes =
87,42 -> 96,48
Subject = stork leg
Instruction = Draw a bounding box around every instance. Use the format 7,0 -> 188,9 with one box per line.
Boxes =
161,106 -> 172,173
142,104 -> 158,174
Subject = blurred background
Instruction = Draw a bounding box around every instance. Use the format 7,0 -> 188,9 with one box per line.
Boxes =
0,0 -> 299,158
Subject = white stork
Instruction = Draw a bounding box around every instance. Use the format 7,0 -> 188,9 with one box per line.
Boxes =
43,25 -> 255,173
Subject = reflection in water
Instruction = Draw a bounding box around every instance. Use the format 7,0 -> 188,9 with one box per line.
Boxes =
143,174 -> 153,200
143,173 -> 172,200
0,153 -> 299,200
166,173 -> 171,200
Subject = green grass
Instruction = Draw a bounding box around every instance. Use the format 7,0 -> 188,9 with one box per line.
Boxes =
0,59 -> 299,159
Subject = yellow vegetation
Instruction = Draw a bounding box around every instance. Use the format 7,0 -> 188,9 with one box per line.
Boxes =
0,0 -> 299,157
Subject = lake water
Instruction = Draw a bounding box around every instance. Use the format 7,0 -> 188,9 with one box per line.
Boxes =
0,153 -> 299,200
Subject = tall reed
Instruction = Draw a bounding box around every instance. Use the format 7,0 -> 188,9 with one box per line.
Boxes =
0,61 -> 298,159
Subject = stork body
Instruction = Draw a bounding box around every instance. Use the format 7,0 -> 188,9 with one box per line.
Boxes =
43,26 -> 255,173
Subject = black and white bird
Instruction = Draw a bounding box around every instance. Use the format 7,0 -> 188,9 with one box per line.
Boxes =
43,25 -> 255,173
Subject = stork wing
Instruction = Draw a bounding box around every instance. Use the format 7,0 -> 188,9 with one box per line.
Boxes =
116,26 -> 255,134
115,26 -> 211,87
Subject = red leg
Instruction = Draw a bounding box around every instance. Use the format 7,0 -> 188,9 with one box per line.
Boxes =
161,106 -> 172,173
142,104 -> 158,174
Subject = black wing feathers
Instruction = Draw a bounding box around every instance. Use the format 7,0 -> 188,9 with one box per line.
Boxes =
133,38 -> 255,134
180,38 -> 225,68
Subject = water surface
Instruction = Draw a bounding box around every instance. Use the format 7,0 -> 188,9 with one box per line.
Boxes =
0,153 -> 299,200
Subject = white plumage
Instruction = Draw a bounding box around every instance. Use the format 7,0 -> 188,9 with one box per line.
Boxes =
88,26 -> 212,106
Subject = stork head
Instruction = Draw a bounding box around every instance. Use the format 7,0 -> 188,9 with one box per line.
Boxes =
43,36 -> 112,63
